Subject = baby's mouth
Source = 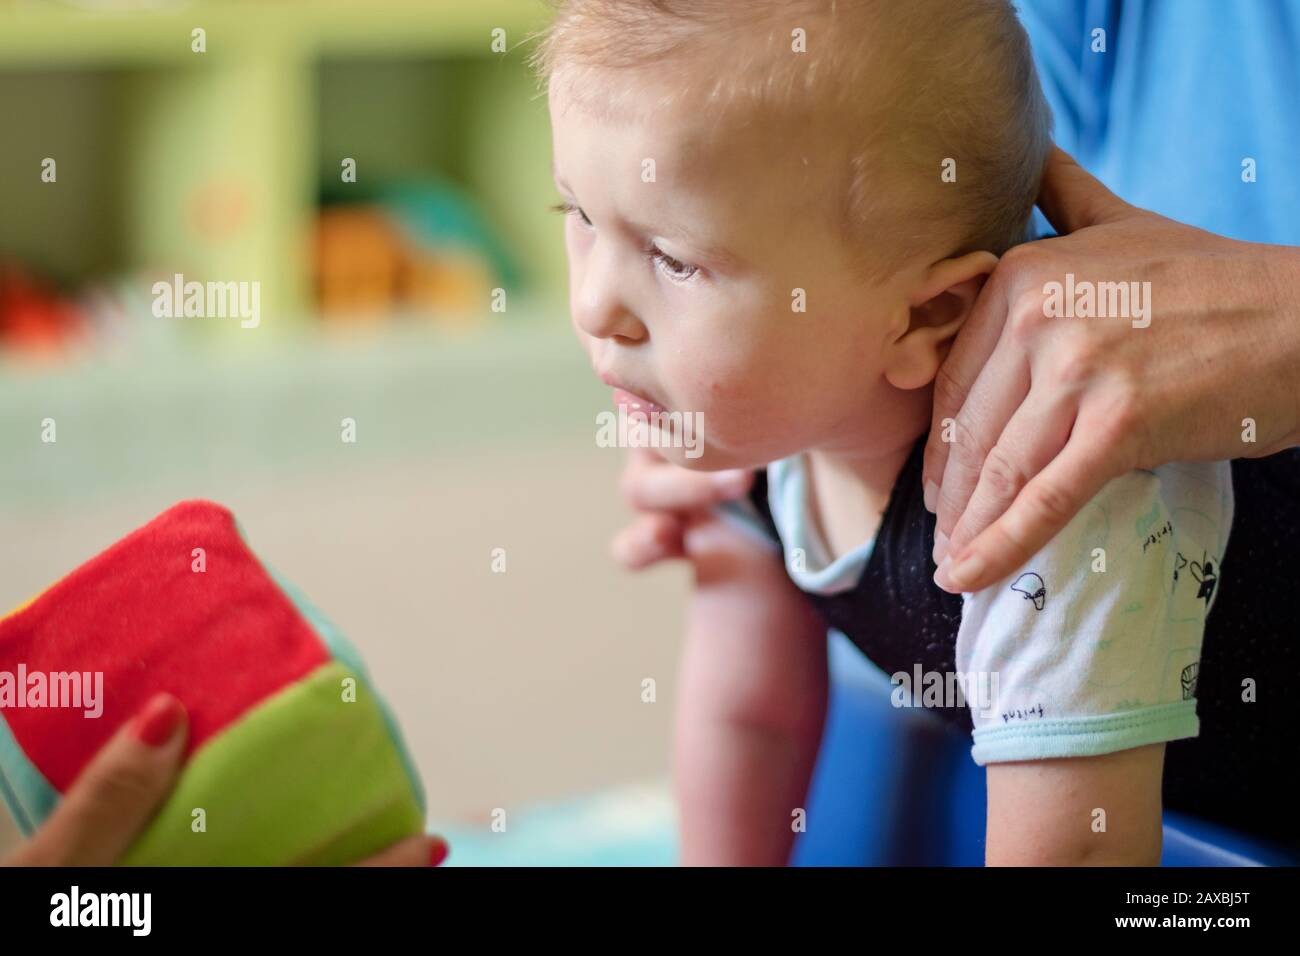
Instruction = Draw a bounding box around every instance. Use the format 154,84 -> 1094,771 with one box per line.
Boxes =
596,368 -> 669,414
610,386 -> 667,417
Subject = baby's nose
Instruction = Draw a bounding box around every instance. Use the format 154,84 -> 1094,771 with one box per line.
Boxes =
573,284 -> 646,342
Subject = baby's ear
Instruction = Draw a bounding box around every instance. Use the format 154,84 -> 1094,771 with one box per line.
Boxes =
885,250 -> 999,390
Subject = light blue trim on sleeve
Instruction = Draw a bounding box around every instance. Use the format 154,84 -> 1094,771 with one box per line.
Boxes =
971,701 -> 1199,765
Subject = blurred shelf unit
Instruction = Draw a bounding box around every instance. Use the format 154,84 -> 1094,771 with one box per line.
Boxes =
0,0 -> 565,330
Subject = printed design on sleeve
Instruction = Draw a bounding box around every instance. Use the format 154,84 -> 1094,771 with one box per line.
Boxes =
1138,500 -> 1173,553
959,462 -> 1232,764
1171,549 -> 1219,607
1188,553 -> 1218,606
1009,571 -> 1047,610
1171,551 -> 1189,592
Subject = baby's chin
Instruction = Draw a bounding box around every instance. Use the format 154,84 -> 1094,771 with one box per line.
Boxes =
596,405 -> 785,470
636,436 -> 768,473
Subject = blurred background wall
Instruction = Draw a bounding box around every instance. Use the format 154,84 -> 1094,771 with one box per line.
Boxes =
0,0 -> 689,858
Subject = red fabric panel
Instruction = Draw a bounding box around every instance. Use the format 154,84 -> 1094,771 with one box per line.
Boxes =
0,500 -> 329,791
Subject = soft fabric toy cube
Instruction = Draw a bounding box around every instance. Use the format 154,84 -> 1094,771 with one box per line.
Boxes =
0,500 -> 425,865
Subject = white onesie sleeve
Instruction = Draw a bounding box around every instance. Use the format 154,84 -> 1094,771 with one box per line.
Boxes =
956,461 -> 1234,764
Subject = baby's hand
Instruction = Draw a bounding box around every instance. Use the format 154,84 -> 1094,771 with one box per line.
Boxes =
610,447 -> 752,570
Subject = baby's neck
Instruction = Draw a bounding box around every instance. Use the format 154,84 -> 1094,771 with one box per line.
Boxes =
790,377 -> 935,564
801,393 -> 930,562
804,441 -> 915,562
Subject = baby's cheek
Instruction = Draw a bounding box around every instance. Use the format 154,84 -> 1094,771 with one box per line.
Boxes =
673,357 -> 739,418
680,368 -> 785,454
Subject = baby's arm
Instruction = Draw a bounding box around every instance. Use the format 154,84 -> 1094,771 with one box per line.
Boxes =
986,744 -> 1165,865
673,513 -> 828,866
962,462 -> 1231,866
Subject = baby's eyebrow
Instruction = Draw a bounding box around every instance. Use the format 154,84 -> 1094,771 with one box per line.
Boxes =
551,158 -> 571,192
552,159 -> 744,272
632,214 -> 744,272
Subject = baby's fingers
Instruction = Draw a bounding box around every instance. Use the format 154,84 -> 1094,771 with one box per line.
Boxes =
611,512 -> 686,569
621,448 -> 751,513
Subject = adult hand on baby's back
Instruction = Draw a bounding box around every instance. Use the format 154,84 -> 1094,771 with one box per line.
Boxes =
1,692 -> 449,867
611,446 -> 752,570
926,146 -> 1300,594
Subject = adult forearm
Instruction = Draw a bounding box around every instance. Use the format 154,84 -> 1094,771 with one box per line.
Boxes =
1253,241 -> 1300,452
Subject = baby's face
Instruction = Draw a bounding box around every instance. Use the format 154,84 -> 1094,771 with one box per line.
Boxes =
549,69 -> 920,471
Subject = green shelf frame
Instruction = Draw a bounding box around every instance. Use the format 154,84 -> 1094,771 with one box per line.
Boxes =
0,0 -> 565,335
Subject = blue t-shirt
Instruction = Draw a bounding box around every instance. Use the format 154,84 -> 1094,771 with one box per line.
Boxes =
1016,0 -> 1300,245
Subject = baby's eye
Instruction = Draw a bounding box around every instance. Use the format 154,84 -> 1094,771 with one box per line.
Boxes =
651,245 -> 699,282
549,201 -> 592,227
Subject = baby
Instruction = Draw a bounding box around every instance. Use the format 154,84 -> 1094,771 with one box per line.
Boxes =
535,0 -> 1293,864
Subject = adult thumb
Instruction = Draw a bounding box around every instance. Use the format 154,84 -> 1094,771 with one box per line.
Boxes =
3,693 -> 188,867
1036,145 -> 1133,235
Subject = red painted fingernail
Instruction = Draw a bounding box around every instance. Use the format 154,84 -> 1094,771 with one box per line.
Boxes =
428,837 -> 450,867
133,693 -> 185,747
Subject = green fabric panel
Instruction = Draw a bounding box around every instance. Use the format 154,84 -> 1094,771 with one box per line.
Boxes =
232,520 -> 426,821
264,563 -> 426,819
120,661 -> 423,866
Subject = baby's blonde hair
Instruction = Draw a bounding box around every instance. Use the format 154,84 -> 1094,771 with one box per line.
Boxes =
530,0 -> 1053,278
